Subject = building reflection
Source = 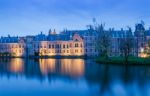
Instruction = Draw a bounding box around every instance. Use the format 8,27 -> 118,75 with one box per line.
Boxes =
60,59 -> 84,77
9,58 -> 24,73
39,59 -> 56,75
1,57 -> 150,95
39,59 -> 85,77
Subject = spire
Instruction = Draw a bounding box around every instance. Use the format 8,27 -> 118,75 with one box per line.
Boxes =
93,18 -> 96,26
53,29 -> 56,34
48,29 -> 52,35
141,20 -> 145,26
8,34 -> 10,38
40,31 -> 43,35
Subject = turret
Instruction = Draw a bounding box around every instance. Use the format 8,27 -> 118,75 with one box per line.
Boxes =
48,29 -> 52,35
53,29 -> 56,34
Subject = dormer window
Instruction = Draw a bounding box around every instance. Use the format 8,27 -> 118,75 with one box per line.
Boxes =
75,39 -> 78,41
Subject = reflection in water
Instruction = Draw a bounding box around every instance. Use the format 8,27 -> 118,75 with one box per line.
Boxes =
0,58 -> 150,96
39,59 -> 84,77
39,59 -> 56,75
60,59 -> 84,77
9,58 -> 24,73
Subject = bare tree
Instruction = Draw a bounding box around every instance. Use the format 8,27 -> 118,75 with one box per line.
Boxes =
119,28 -> 134,64
96,24 -> 111,58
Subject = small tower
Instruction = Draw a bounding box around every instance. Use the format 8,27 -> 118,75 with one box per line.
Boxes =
53,29 -> 56,34
40,31 -> 43,35
48,29 -> 52,35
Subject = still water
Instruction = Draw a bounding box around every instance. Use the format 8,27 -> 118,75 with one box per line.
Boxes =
0,58 -> 149,96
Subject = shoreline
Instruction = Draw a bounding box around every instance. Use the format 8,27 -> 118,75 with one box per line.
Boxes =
96,56 -> 150,65
0,55 -> 96,59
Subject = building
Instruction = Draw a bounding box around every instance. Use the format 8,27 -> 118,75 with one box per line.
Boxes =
0,36 -> 26,57
0,22 -> 150,58
29,31 -> 84,56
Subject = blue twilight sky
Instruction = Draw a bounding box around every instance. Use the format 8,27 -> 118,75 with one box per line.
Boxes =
0,0 -> 150,36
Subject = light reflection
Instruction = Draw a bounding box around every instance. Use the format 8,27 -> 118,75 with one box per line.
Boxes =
39,59 -> 85,77
39,59 -> 56,75
61,59 -> 85,77
9,58 -> 24,73
0,58 -> 149,96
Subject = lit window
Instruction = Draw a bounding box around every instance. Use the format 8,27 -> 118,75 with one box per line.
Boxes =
75,43 -> 78,47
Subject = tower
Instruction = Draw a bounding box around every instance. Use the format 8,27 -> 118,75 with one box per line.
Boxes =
134,21 -> 146,56
48,29 -> 52,35
53,29 -> 56,34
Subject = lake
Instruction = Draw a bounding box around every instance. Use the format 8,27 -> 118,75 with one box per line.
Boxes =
0,58 -> 149,96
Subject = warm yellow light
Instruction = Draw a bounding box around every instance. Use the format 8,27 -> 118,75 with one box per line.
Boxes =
61,59 -> 85,77
10,58 -> 24,73
39,59 -> 56,75
140,53 -> 148,58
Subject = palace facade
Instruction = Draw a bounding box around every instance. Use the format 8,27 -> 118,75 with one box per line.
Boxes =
0,22 -> 150,57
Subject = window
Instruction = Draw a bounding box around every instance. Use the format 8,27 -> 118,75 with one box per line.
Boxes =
75,39 -> 78,41
63,44 -> 65,48
86,49 -> 88,52
52,45 -> 54,48
75,43 -> 78,47
75,50 -> 78,53
67,45 -> 69,48
55,44 -> 59,48
49,44 -> 51,48
19,45 -> 22,48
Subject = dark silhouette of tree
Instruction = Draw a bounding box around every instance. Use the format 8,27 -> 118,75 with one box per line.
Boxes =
119,27 -> 134,64
96,24 -> 111,58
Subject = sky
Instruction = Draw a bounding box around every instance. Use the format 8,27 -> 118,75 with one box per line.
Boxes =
0,0 -> 150,36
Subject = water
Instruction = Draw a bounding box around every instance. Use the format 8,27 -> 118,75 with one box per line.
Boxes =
0,58 -> 149,96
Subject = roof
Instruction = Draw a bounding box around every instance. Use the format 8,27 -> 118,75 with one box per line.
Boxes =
0,36 -> 19,43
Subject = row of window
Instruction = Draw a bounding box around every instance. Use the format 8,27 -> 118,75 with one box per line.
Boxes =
40,49 -> 83,54
0,50 -> 24,54
34,43 -> 83,49
0,45 -> 24,49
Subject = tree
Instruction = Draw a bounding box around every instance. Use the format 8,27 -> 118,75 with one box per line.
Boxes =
96,24 -> 111,58
119,28 -> 134,64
